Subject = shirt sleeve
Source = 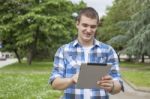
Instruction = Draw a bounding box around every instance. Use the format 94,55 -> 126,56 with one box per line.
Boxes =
48,46 -> 66,84
107,46 -> 125,92
107,46 -> 121,81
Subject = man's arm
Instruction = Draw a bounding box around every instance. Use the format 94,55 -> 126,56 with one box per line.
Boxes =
97,75 -> 122,94
110,80 -> 122,94
51,74 -> 79,90
102,46 -> 123,94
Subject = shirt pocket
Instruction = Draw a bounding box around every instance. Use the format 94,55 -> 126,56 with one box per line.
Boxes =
96,56 -> 107,64
64,54 -> 81,77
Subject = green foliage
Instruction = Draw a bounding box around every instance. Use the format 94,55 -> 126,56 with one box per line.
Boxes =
0,0 -> 86,64
107,35 -> 128,51
98,0 -> 150,62
97,0 -> 133,42
121,1 -> 150,56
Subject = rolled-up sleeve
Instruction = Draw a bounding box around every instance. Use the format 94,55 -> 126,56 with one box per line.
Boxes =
49,46 -> 65,84
107,46 -> 124,91
107,46 -> 121,81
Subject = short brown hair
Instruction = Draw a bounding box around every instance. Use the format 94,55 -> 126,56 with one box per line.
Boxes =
77,7 -> 99,24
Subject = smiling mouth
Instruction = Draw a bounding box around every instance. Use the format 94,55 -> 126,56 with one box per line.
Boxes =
84,33 -> 91,37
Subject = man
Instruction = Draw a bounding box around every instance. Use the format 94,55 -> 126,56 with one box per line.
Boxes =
49,7 -> 124,99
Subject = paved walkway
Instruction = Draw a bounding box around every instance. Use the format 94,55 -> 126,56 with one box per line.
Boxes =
110,80 -> 150,99
0,58 -> 18,68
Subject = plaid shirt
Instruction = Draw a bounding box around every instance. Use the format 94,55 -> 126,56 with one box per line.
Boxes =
49,39 -> 121,99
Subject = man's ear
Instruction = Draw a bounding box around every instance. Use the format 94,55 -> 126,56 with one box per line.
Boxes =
76,21 -> 79,28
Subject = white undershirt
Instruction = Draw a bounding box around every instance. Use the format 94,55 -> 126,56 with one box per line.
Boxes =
83,46 -> 93,63
82,45 -> 93,99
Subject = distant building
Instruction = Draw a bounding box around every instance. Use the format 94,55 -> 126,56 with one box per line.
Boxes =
0,41 -> 15,60
0,52 -> 15,59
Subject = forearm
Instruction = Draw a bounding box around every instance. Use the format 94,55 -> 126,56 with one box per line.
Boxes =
110,80 -> 122,94
51,77 -> 73,90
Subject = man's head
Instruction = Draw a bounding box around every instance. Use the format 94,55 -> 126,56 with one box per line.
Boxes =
77,7 -> 99,25
76,7 -> 99,46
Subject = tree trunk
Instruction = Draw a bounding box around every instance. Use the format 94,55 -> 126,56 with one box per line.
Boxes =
27,48 -> 33,65
141,54 -> 145,63
117,53 -> 120,62
27,26 -> 39,65
126,55 -> 132,62
14,49 -> 21,63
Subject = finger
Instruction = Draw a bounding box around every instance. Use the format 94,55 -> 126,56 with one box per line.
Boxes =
97,80 -> 112,85
100,86 -> 112,92
100,82 -> 112,87
73,79 -> 78,83
102,75 -> 112,80
97,81 -> 114,89
98,82 -> 113,92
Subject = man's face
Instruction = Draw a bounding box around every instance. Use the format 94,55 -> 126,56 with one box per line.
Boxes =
76,15 -> 98,42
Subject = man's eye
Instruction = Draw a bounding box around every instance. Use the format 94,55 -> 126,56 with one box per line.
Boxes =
91,25 -> 96,29
82,24 -> 88,27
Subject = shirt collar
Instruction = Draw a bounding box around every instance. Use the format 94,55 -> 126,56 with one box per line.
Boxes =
72,39 -> 79,47
72,39 -> 101,47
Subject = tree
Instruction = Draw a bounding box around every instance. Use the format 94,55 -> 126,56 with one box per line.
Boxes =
97,0 -> 133,42
0,0 -> 27,63
96,0 -> 135,62
122,0 -> 150,62
101,0 -> 150,62
0,0 -> 86,65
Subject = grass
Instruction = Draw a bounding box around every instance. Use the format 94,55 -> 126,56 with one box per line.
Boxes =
120,62 -> 150,88
121,71 -> 150,87
0,61 -> 150,98
0,61 -> 62,99
120,61 -> 150,68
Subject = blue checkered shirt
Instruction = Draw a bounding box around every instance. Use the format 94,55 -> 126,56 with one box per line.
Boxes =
49,39 -> 121,99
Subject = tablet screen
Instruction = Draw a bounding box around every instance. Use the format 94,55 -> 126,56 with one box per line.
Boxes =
76,63 -> 111,89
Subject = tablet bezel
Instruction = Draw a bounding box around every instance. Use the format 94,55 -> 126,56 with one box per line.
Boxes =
76,63 -> 111,89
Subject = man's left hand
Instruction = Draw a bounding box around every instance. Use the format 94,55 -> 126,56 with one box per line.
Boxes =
97,75 -> 114,93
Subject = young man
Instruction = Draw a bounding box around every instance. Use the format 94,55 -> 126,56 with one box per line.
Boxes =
49,7 -> 123,99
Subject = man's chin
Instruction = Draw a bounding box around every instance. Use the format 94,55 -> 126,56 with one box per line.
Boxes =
83,37 -> 92,41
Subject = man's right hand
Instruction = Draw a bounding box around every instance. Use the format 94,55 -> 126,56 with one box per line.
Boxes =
71,73 -> 79,84
51,73 -> 79,90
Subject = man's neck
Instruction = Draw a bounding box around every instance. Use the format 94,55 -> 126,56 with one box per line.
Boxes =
77,37 -> 94,47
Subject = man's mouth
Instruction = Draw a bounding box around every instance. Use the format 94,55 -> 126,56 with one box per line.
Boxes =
84,33 -> 91,37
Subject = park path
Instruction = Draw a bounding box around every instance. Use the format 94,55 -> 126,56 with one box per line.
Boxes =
110,78 -> 150,99
0,58 -> 18,68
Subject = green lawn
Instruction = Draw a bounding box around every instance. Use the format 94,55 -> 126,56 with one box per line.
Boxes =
120,62 -> 150,68
0,61 -> 62,99
0,61 -> 150,99
120,62 -> 150,88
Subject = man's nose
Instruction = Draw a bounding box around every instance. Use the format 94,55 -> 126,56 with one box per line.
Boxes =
86,27 -> 92,32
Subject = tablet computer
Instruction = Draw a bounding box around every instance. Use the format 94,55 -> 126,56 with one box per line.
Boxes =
76,63 -> 111,89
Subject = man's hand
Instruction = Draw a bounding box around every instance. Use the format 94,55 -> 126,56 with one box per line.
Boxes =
51,73 -> 79,90
97,75 -> 122,94
97,75 -> 114,93
71,73 -> 79,84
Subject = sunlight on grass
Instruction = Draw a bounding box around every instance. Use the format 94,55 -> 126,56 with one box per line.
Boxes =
120,62 -> 150,88
120,62 -> 150,67
0,61 -> 62,99
121,69 -> 150,88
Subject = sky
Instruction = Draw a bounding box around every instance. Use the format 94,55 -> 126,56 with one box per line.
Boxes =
71,0 -> 114,17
